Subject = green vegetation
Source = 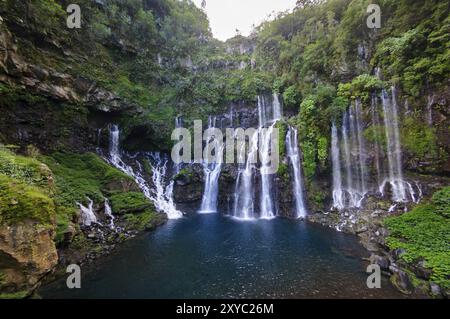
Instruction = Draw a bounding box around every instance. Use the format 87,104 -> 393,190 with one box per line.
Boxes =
251,0 -> 450,180
432,187 -> 450,218
40,152 -> 133,206
0,146 -> 56,226
124,209 -> 165,232
0,146 -> 54,190
337,75 -> 384,102
0,174 -> 55,226
277,163 -> 290,184
384,187 -> 450,290
40,152 -> 142,244
401,117 -> 440,161
110,192 -> 151,215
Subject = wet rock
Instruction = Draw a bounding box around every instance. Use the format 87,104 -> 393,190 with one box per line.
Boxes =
62,224 -> 77,246
430,283 -> 442,298
390,270 -> 414,295
392,248 -> 406,259
413,260 -> 432,280
369,254 -> 390,270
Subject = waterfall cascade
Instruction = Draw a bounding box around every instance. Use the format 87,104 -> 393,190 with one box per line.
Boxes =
145,152 -> 183,219
259,122 -> 277,219
232,94 -> 281,220
286,126 -> 307,218
331,87 -> 421,210
331,123 -> 344,210
331,101 -> 368,209
199,116 -> 224,213
108,125 -> 183,219
233,129 -> 259,219
104,198 -> 115,229
78,198 -> 97,226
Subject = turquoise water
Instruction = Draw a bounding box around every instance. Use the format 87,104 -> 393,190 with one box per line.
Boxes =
40,213 -> 404,299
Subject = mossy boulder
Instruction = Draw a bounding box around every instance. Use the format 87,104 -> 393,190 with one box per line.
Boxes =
0,175 -> 58,298
110,192 -> 152,215
124,209 -> 167,232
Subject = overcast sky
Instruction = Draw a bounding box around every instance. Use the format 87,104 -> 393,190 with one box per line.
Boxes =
192,0 -> 297,41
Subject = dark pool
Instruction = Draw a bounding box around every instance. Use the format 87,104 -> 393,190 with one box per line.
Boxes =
39,213 -> 405,299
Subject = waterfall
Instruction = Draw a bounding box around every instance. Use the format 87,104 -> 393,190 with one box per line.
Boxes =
286,126 -> 307,218
145,153 -> 183,219
259,123 -> 277,219
371,94 -> 384,186
331,85 -> 421,211
108,125 -> 183,219
104,198 -> 115,229
233,130 -> 258,220
331,123 -> 345,210
257,95 -> 268,127
199,117 -> 224,213
331,102 -> 367,209
355,100 -> 367,194
272,93 -> 283,121
232,94 -> 280,220
427,94 -> 434,126
77,198 -> 97,227
380,87 -> 407,202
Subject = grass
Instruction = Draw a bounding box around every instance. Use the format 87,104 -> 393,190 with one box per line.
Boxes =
384,187 -> 450,290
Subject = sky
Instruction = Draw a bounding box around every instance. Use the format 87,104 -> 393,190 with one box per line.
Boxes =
192,0 -> 297,41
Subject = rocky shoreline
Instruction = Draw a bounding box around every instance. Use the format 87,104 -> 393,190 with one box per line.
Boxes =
308,174 -> 450,298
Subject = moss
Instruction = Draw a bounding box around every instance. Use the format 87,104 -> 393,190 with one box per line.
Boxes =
174,168 -> 194,181
277,163 -> 289,184
40,152 -> 133,206
384,189 -> 450,290
109,192 -> 151,215
275,120 -> 287,159
38,152 -> 138,245
0,146 -> 53,191
364,125 -> 386,147
300,141 -> 316,181
0,290 -> 29,300
0,174 -> 55,226
401,117 -> 440,161
124,209 -> 165,232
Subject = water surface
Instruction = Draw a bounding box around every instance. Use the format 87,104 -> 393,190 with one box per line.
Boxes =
40,213 -> 404,299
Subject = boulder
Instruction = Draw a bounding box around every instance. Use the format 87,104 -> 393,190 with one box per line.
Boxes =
390,270 -> 414,295
0,221 -> 58,297
369,254 -> 390,270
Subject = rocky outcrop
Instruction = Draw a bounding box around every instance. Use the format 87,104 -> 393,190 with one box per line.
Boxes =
0,22 -> 137,113
173,164 -> 204,204
0,221 -> 58,297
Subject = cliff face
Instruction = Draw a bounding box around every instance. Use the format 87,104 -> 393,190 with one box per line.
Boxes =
0,20 -> 141,153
